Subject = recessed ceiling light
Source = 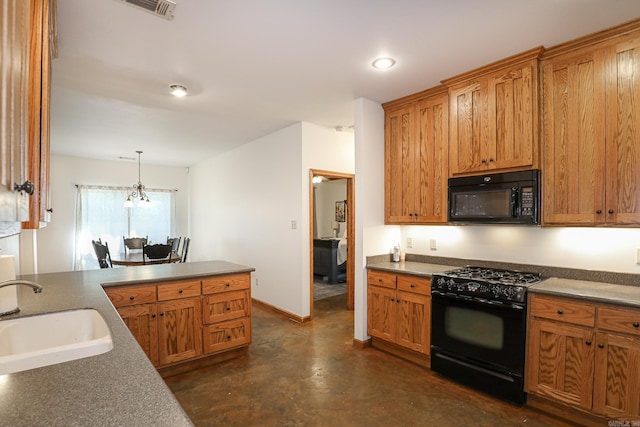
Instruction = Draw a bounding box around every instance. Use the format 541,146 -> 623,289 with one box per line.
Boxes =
169,84 -> 188,97
372,57 -> 396,70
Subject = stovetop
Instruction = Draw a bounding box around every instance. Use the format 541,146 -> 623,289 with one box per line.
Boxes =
439,266 -> 542,286
431,266 -> 544,304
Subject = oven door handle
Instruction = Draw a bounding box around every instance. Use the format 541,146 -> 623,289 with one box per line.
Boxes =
432,290 -> 525,310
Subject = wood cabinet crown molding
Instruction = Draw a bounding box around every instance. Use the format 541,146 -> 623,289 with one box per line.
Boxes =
441,46 -> 544,88
542,18 -> 640,60
382,84 -> 447,112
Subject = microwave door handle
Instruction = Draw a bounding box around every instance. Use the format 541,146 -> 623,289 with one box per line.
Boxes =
511,188 -> 518,218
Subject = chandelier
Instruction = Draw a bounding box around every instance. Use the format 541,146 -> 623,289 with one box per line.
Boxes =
124,151 -> 151,207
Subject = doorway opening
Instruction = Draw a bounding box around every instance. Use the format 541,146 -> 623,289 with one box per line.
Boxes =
309,169 -> 354,318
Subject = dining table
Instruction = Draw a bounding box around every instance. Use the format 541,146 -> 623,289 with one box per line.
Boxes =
111,251 -> 182,266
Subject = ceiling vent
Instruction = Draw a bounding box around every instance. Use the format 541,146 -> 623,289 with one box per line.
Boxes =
115,0 -> 176,20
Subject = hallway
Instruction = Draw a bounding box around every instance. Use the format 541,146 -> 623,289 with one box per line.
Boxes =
165,294 -> 574,427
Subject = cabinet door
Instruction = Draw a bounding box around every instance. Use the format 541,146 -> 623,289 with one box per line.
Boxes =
367,285 -> 395,341
395,291 -> 430,355
415,93 -> 448,223
385,105 -> 417,222
592,332 -> 640,418
541,49 -> 607,225
157,298 -> 202,365
604,36 -> 640,225
486,62 -> 537,171
117,304 -> 159,366
449,80 -> 488,175
526,319 -> 595,410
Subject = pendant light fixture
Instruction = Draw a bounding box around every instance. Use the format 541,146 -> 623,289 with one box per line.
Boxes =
124,151 -> 151,207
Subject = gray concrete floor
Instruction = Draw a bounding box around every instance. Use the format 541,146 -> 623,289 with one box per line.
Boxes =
166,294 -> 575,427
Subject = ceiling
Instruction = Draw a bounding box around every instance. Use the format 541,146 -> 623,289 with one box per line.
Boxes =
51,0 -> 640,167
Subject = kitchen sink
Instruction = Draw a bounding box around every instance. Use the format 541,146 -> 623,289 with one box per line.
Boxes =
0,309 -> 113,374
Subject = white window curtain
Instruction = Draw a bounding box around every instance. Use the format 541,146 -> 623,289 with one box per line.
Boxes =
74,185 -> 176,270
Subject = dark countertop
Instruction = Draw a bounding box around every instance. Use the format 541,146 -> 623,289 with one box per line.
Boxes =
0,261 -> 254,427
366,261 -> 456,277
529,277 -> 640,309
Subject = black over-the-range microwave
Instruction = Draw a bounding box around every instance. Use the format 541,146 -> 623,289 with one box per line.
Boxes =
448,170 -> 540,225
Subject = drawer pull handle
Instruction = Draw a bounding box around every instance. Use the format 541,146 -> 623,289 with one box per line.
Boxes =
557,309 -> 563,315
226,283 -> 231,287
160,312 -> 165,316
596,209 -> 602,214
608,209 -> 614,214
598,343 -> 604,349
129,296 -> 135,300
178,289 -> 183,294
585,340 -> 592,346
410,284 -> 416,288
226,307 -> 231,311
151,314 -> 156,318
227,336 -> 231,340
633,322 -> 639,328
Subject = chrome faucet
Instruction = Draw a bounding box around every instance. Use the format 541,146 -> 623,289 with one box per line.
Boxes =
0,280 -> 43,316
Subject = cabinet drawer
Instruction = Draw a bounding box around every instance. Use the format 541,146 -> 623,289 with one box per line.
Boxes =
367,270 -> 396,289
105,285 -> 156,307
597,305 -> 640,337
203,317 -> 251,354
397,274 -> 430,295
529,294 -> 595,327
202,273 -> 250,295
203,290 -> 251,324
157,280 -> 201,301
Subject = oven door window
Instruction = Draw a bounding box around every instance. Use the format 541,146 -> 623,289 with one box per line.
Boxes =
431,294 -> 526,373
450,188 -> 513,219
446,306 -> 503,350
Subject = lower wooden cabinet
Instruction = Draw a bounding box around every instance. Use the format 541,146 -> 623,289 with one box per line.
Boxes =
367,270 -> 431,355
157,298 -> 202,365
526,293 -> 640,419
116,302 -> 159,366
105,273 -> 251,371
202,274 -> 252,354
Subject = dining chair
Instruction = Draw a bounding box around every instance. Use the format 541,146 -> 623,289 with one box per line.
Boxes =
180,237 -> 190,263
123,236 -> 148,255
142,243 -> 172,264
166,236 -> 181,253
92,239 -> 113,269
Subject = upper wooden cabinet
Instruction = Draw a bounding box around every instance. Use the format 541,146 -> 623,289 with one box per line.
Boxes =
23,0 -> 55,228
443,47 -> 543,177
542,22 -> 640,226
383,86 -> 449,224
0,0 -> 31,221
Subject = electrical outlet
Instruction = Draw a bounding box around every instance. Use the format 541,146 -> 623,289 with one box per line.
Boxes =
430,239 -> 437,251
255,278 -> 259,286
406,237 -> 413,248
636,248 -> 640,264
291,220 -> 297,229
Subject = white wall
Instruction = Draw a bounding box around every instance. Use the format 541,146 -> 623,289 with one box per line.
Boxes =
400,225 -> 640,274
189,121 -> 354,318
190,123 -> 303,315
354,97 -> 396,341
35,154 -> 189,273
315,179 -> 346,238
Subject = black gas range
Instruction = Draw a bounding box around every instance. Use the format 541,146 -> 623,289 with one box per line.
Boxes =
430,266 -> 545,405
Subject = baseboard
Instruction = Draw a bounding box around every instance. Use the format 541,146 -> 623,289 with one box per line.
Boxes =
159,347 -> 249,379
353,337 -> 371,349
251,298 -> 311,323
370,337 -> 430,369
525,394 -> 607,427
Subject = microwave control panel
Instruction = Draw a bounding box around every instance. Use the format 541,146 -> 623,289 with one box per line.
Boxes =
521,187 -> 534,216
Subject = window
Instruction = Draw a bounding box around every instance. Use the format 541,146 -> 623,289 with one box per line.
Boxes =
74,185 -> 176,270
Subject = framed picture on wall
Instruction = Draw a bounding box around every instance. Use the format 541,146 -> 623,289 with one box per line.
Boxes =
335,200 -> 346,222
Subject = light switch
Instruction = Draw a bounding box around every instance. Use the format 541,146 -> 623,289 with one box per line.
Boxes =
430,239 -> 437,250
